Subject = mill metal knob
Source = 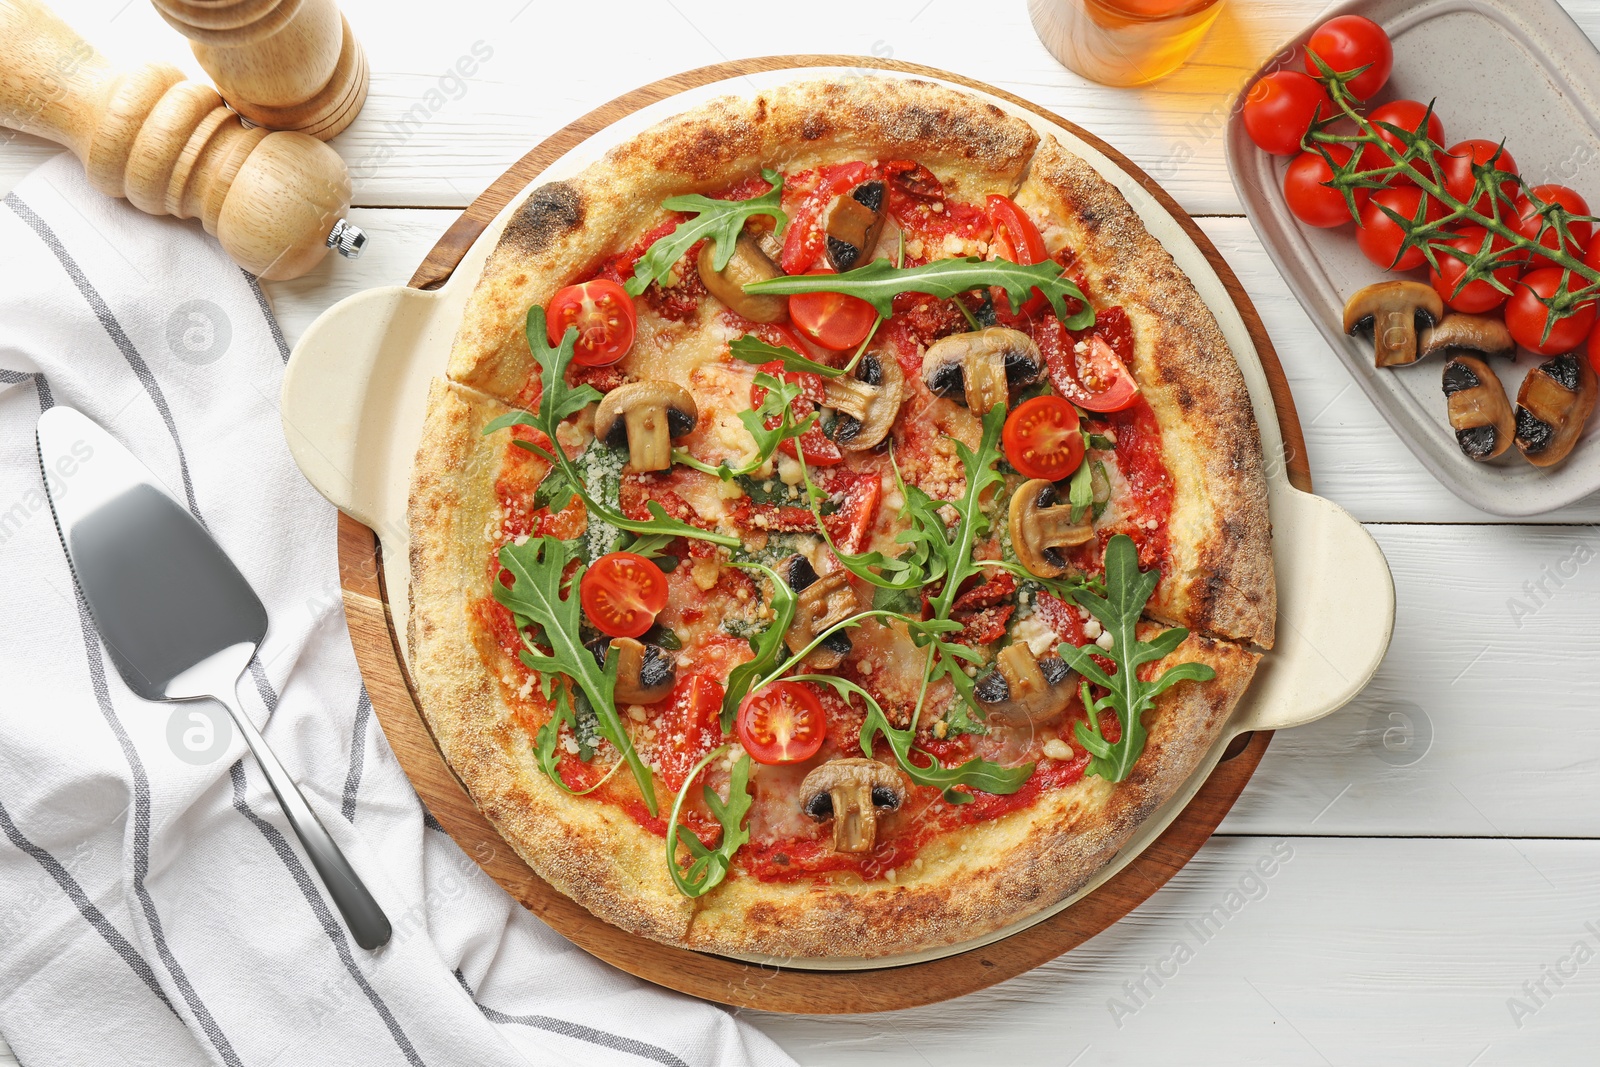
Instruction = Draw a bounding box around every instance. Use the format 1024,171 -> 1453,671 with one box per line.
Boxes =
326,218 -> 367,259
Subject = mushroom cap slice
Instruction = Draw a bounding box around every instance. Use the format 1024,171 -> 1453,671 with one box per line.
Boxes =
1515,352 -> 1598,467
921,328 -> 1042,414
974,644 -> 1075,726
823,181 -> 887,273
591,637 -> 677,705
1343,281 -> 1444,368
1441,354 -> 1514,461
783,560 -> 858,671
1420,313 -> 1515,362
697,233 -> 787,323
1007,478 -> 1094,579
800,758 -> 904,853
593,381 -> 698,472
826,353 -> 905,452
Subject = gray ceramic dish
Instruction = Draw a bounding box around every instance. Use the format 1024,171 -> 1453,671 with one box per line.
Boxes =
1226,0 -> 1600,516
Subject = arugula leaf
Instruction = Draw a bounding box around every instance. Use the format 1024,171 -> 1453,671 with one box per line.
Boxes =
627,169 -> 787,296
533,686 -> 627,797
744,256 -> 1095,328
728,334 -> 848,379
494,535 -> 658,813
665,746 -> 753,898
484,307 -> 738,549
719,562 -> 796,731
673,372 -> 816,481
928,404 -> 1009,619
1058,534 -> 1216,783
797,675 -> 1032,805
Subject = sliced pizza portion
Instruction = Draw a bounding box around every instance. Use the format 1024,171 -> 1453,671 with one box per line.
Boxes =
1012,135 -> 1277,650
446,77 -> 1041,407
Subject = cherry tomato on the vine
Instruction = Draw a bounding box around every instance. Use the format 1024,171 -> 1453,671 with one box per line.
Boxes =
1003,395 -> 1085,481
546,279 -> 637,367
1304,15 -> 1393,100
1429,226 -> 1523,314
1242,71 -> 1332,156
789,271 -> 878,351
736,681 -> 827,765
1515,185 -> 1592,271
1284,144 -> 1368,228
1440,140 -> 1519,216
1359,100 -> 1445,185
1506,268 -> 1597,356
1358,186 -> 1445,271
579,552 -> 669,639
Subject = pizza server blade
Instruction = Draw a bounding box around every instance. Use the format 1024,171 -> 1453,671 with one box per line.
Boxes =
36,406 -> 392,950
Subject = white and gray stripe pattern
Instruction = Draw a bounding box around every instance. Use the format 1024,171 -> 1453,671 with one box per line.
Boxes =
0,155 -> 794,1067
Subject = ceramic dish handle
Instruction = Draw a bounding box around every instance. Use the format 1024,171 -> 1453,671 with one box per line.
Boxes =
1228,487 -> 1395,735
281,285 -> 434,531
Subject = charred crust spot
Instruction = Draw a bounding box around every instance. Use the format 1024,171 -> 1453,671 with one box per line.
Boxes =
801,115 -> 830,141
503,182 -> 584,256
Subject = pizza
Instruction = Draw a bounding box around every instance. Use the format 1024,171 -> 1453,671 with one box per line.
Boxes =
408,77 -> 1275,959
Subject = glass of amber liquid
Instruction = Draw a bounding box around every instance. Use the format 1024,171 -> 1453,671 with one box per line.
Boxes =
1029,0 -> 1226,87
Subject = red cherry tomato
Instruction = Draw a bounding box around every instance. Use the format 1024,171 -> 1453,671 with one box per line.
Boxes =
1359,100 -> 1445,185
750,362 -> 843,467
1429,227 -> 1523,314
546,279 -> 637,367
1003,396 -> 1085,481
579,552 -> 669,639
652,675 -> 724,789
1440,140 -> 1519,216
1358,186 -> 1444,271
1507,268 -> 1597,356
736,682 -> 826,765
1054,333 -> 1139,413
1242,71 -> 1332,156
788,271 -> 878,351
1515,185 -> 1592,271
1304,15 -> 1393,100
1284,144 -> 1368,228
987,194 -> 1049,315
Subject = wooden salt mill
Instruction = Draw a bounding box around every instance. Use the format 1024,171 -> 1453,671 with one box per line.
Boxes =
150,0 -> 369,141
0,0 -> 364,280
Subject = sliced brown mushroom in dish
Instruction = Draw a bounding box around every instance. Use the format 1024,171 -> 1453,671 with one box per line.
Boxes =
783,555 -> 858,670
1441,354 -> 1514,461
1515,352 -> 1598,467
594,381 -> 698,472
974,644 -> 1076,727
801,758 -> 905,853
1008,478 -> 1094,579
822,352 -> 904,451
697,232 -> 788,323
588,636 -> 677,704
822,180 -> 887,272
922,328 -> 1044,414
1419,313 -> 1515,363
1343,280 -> 1444,367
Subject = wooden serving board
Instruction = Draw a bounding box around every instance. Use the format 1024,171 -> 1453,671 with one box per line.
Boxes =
334,55 -> 1312,1014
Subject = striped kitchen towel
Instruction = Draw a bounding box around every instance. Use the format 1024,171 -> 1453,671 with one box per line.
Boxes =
0,155 -> 794,1067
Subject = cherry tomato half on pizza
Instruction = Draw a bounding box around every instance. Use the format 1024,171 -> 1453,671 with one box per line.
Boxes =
546,279 -> 637,366
789,271 -> 878,350
736,681 -> 827,765
1003,395 -> 1085,481
1055,333 -> 1139,412
986,194 -> 1049,316
579,552 -> 669,638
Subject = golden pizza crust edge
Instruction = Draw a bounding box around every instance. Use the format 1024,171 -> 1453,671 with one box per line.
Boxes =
1018,136 -> 1277,650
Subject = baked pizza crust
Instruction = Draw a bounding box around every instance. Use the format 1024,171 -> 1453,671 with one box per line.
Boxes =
1017,137 -> 1277,651
407,77 -> 1278,960
409,393 -> 1259,956
448,77 -> 1040,404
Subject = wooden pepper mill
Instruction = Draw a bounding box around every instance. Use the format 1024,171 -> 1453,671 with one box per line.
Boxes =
0,0 -> 364,280
150,0 -> 369,140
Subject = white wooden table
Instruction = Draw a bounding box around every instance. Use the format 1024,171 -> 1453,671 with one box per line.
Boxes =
5,1 -> 1599,1063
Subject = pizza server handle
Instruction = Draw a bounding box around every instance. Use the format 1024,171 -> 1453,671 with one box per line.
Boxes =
1228,487 -> 1396,735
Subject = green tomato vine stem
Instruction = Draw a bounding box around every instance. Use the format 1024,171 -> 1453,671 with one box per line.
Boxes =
1305,64 -> 1600,329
